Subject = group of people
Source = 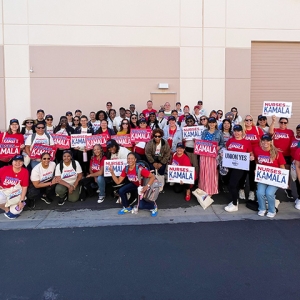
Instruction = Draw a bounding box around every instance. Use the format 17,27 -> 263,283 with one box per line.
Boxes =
0,100 -> 300,220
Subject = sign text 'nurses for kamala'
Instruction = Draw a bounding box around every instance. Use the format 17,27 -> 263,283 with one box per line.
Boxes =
182,126 -> 204,141
194,140 -> 218,158
254,164 -> 289,189
167,166 -> 195,184
51,134 -> 71,150
85,134 -> 110,150
262,101 -> 292,118
30,144 -> 56,161
104,159 -> 127,177
130,129 -> 152,143
0,143 -> 20,159
70,134 -> 92,148
111,135 -> 132,148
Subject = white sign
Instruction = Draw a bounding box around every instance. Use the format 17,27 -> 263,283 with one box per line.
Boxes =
167,165 -> 195,184
70,134 -> 92,148
262,101 -> 292,118
104,159 -> 127,177
254,164 -> 289,189
222,150 -> 250,171
182,126 -> 203,141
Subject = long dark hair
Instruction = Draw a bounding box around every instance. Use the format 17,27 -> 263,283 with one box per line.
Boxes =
96,110 -> 108,121
119,120 -> 131,134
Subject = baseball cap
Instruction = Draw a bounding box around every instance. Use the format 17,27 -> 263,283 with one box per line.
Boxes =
130,104 -> 135,107
45,114 -> 53,119
66,111 -> 73,116
12,154 -> 24,162
168,116 -> 176,121
233,125 -> 243,131
198,100 -> 203,105
106,139 -> 118,149
176,142 -> 185,149
139,118 -> 147,123
194,105 -> 200,110
37,109 -> 44,114
208,117 -> 217,123
75,109 -> 82,113
10,118 -> 19,125
296,124 -> 300,129
261,134 -> 272,141
176,102 -> 181,106
258,114 -> 267,120
225,112 -> 234,119
119,107 -> 125,111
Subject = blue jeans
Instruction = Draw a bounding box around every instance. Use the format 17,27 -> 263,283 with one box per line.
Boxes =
97,176 -> 111,197
30,160 -> 40,169
138,199 -> 155,210
148,162 -> 166,175
256,183 -> 278,213
119,182 -> 138,208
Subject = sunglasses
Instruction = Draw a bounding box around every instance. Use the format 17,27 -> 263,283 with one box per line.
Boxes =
154,135 -> 162,138
74,119 -> 80,122
46,118 -> 53,121
245,119 -> 253,122
280,121 -> 288,124
107,104 -> 112,106
231,110 -> 237,112
26,121 -> 33,124
42,157 -> 50,160
200,118 -> 206,121
131,117 -> 137,119
218,112 -> 223,115
186,120 -> 194,123
36,127 -> 45,129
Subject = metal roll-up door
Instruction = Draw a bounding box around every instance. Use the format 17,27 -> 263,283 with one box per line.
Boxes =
251,42 -> 300,130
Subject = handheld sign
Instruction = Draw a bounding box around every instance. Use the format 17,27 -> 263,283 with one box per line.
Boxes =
262,101 -> 292,118
52,134 -> 71,150
104,159 -> 127,177
130,129 -> 151,143
71,134 -> 92,148
194,140 -> 218,158
182,126 -> 203,141
85,134 -> 110,150
222,150 -> 250,171
30,144 -> 57,161
167,166 -> 195,184
255,164 -> 289,189
0,143 -> 21,159
111,135 -> 132,148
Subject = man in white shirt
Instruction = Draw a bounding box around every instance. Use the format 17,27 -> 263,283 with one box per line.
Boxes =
88,111 -> 100,133
113,107 -> 126,132
163,102 -> 172,116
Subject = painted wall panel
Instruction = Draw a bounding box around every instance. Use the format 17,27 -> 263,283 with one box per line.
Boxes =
203,28 -> 225,47
203,47 -> 225,78
203,0 -> 225,28
4,45 -> 29,77
180,0 -> 202,27
225,48 -> 251,79
203,78 -> 225,112
4,25 -> 28,44
180,47 -> 202,78
180,28 -> 202,47
3,0 -> 27,24
180,78 -> 202,107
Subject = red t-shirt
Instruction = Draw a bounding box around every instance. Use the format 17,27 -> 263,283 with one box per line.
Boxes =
294,148 -> 300,162
254,146 -> 286,168
0,166 -> 29,188
120,166 -> 151,186
226,138 -> 252,153
171,153 -> 191,167
0,132 -> 24,145
168,128 -> 177,149
142,109 -> 157,119
244,126 -> 264,149
272,128 -> 294,157
290,138 -> 300,160
89,156 -> 106,173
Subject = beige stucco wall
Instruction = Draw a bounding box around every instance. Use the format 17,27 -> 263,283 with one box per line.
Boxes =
1,0 -> 300,129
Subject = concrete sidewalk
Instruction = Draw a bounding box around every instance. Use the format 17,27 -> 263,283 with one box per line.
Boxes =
1,202 -> 299,230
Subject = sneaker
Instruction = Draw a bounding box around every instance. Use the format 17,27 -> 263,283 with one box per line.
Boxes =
258,210 -> 266,217
41,195 -> 52,205
58,195 -> 67,206
97,195 -> 105,203
116,197 -> 122,204
118,207 -> 132,215
239,189 -> 246,200
266,211 -> 276,218
150,206 -> 158,217
295,199 -> 300,210
285,189 -> 294,199
169,182 -> 175,186
248,191 -> 255,201
224,202 -> 238,212
26,198 -> 36,209
4,211 -> 19,219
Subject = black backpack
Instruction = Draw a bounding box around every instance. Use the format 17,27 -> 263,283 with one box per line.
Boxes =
59,160 -> 77,173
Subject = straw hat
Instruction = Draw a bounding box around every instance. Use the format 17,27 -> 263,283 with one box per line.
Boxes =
22,117 -> 37,126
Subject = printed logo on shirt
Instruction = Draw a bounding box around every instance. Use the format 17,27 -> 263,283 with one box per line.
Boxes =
291,140 -> 298,148
3,176 -> 20,186
127,174 -> 138,182
172,159 -> 179,166
34,138 -> 48,144
227,143 -> 244,150
274,133 -> 289,139
245,134 -> 258,141
61,169 -> 77,179
257,155 -> 272,164
3,137 -> 17,143
92,162 -> 100,172
40,171 -> 53,182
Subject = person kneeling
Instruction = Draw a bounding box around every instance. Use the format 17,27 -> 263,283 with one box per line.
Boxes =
109,152 -> 157,217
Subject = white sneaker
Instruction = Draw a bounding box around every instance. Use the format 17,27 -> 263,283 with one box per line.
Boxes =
225,202 -> 238,212
169,182 -> 175,186
97,195 -> 105,203
295,198 -> 300,210
239,189 -> 245,199
258,210 -> 266,217
266,211 -> 276,218
248,191 -> 255,201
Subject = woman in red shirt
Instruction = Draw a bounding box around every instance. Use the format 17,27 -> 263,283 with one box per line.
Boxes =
238,115 -> 264,201
170,143 -> 193,201
269,116 -> 294,199
254,134 -> 286,218
95,120 -> 115,153
109,152 -> 157,216
224,125 -> 253,212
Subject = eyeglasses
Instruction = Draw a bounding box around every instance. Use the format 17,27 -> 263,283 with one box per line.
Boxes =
200,118 -> 206,121
154,135 -> 162,138
186,120 -> 194,123
245,119 -> 253,122
74,119 -> 80,122
36,126 -> 45,129
280,121 -> 288,124
26,121 -> 33,124
217,112 -> 223,115
42,157 -> 50,160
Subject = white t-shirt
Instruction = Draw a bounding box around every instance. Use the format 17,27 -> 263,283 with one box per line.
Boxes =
90,120 -> 100,133
113,116 -> 123,131
111,146 -> 130,160
46,126 -> 55,134
55,160 -> 82,185
55,128 -> 68,135
25,133 -> 55,147
31,161 -> 56,182
157,118 -> 167,130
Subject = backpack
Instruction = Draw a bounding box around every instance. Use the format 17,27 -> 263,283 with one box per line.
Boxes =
31,132 -> 51,144
60,160 -> 77,173
125,162 -> 161,202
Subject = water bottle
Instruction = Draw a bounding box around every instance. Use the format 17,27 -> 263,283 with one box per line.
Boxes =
83,151 -> 88,162
15,202 -> 26,211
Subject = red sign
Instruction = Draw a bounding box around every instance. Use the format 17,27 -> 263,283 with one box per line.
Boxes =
52,134 -> 71,150
85,134 -> 110,150
111,134 -> 132,147
30,144 -> 57,161
0,143 -> 21,160
194,140 -> 218,158
130,129 -> 152,143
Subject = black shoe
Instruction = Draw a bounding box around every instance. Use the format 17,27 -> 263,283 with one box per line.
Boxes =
26,198 -> 36,209
285,189 -> 294,200
58,195 -> 67,206
41,195 -> 52,205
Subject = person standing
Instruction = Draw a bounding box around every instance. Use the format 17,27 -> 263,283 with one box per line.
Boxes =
142,100 -> 157,120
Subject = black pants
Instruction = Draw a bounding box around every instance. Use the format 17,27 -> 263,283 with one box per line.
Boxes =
229,169 -> 246,205
74,150 -> 92,177
238,160 -> 256,192
295,178 -> 300,198
27,183 -> 56,200
173,183 -> 190,193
